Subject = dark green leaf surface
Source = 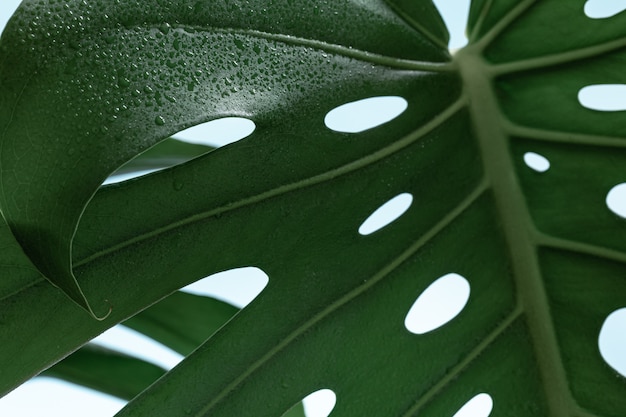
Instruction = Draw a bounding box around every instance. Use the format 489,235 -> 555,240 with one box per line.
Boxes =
0,1 -> 625,416
124,291 -> 239,356
110,138 -> 213,177
41,344 -> 166,401
43,290 -> 238,399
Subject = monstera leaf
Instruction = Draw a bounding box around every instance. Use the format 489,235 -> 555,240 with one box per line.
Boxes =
1,0 -> 625,416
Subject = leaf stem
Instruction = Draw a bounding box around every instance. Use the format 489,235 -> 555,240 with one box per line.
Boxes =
455,46 -> 572,417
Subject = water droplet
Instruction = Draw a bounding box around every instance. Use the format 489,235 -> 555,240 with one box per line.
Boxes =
118,77 -> 131,88
159,22 -> 171,34
173,180 -> 184,190
155,115 -> 165,126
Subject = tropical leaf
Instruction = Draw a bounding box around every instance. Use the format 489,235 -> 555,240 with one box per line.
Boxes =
110,138 -> 213,177
43,290 -> 238,400
0,1 -> 625,417
41,344 -> 167,401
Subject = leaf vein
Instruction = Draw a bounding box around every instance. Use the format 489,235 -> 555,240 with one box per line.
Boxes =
75,98 -> 467,269
196,181 -> 489,416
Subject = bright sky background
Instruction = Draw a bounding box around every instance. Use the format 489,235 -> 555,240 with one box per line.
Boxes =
0,1 -> 625,416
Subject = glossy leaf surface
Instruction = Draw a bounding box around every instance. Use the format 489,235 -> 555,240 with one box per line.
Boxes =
41,344 -> 167,401
43,290 -> 238,400
0,1 -> 625,417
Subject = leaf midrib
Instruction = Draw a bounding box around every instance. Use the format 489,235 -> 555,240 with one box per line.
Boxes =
456,45 -> 572,416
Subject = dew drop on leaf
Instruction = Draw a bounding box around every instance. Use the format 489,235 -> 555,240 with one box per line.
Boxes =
599,308 -> 626,377
173,180 -> 184,191
584,0 -> 626,19
452,393 -> 494,417
155,115 -> 165,126
358,193 -> 413,236
180,267 -> 269,309
404,273 -> 470,334
173,117 -> 256,147
302,389 -> 336,417
606,183 -> 626,218
523,152 -> 550,173
578,84 -> 626,111
324,96 -> 407,133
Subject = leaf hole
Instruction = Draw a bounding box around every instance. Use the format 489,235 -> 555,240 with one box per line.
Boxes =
104,117 -> 255,185
302,389 -> 337,417
523,152 -> 550,173
606,183 -> 626,218
599,308 -> 626,377
452,393 -> 493,417
173,117 -> 256,147
578,85 -> 626,111
358,193 -> 413,236
584,0 -> 626,18
324,96 -> 408,133
405,273 -> 470,335
282,389 -> 336,417
180,266 -> 268,309
92,325 -> 182,370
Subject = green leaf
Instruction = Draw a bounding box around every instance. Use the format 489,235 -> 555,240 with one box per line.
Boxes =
110,138 -> 213,178
43,291 -> 237,399
124,291 -> 239,356
41,344 -> 166,401
0,1 -> 625,417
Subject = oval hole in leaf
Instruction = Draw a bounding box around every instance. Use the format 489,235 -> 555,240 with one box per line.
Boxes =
584,0 -> 626,19
405,273 -> 470,335
452,393 -> 494,417
324,96 -> 408,133
104,117 -> 256,185
358,193 -> 413,235
578,85 -> 626,111
180,267 -> 269,309
173,117 -> 256,147
598,308 -> 626,377
606,183 -> 626,218
523,152 -> 550,173
302,389 -> 337,417
93,325 -> 183,370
